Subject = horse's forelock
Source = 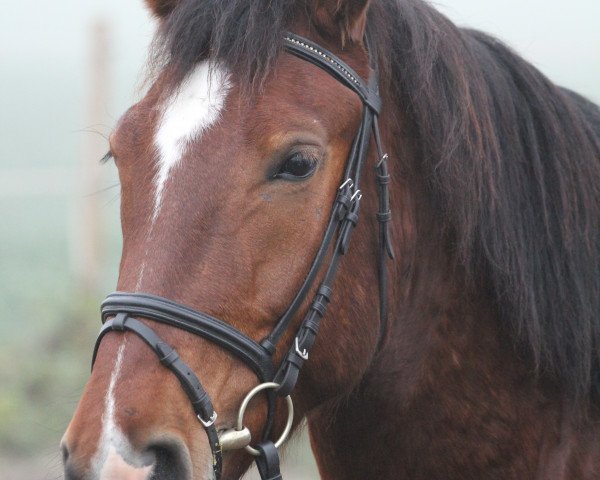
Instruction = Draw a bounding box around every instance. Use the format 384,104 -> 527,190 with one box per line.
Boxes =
147,0 -> 299,92
147,0 -> 380,93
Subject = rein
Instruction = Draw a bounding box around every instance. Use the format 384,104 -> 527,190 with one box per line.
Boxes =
92,32 -> 393,480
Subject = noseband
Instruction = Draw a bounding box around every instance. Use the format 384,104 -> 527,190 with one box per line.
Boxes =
92,32 -> 393,480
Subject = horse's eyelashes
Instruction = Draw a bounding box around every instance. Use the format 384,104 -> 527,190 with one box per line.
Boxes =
100,150 -> 114,164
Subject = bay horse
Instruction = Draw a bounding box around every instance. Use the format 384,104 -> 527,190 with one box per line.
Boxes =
62,0 -> 600,478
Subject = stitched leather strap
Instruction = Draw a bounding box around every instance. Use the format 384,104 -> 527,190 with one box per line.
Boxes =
92,314 -> 223,478
284,34 -> 382,114
372,117 -> 395,350
272,35 -> 390,399
101,292 -> 274,382
265,201 -> 344,346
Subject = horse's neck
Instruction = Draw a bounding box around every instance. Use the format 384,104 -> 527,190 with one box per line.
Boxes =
308,256 -> 600,479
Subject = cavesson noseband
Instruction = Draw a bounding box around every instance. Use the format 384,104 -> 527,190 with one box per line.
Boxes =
92,32 -> 393,480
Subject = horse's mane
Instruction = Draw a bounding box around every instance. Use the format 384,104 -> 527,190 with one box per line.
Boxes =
152,0 -> 600,400
370,1 -> 600,401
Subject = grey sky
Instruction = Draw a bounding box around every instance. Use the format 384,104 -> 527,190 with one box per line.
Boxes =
2,1 -> 598,105
436,0 -> 600,100
1,0 -> 598,170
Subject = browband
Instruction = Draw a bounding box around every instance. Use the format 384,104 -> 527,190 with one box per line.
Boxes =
283,33 -> 382,113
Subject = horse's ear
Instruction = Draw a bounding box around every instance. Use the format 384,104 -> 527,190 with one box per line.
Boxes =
145,0 -> 180,18
311,0 -> 372,44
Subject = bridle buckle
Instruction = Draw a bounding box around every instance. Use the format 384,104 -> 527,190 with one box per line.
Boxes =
376,153 -> 389,168
295,337 -> 309,360
339,178 -> 354,190
351,189 -> 363,202
197,411 -> 218,428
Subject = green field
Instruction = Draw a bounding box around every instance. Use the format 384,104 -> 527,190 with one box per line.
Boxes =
0,191 -> 121,453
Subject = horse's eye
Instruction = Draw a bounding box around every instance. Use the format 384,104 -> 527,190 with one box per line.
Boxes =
274,153 -> 318,181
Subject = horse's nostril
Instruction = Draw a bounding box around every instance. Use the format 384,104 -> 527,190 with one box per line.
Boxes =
61,442 -> 70,464
61,442 -> 82,480
146,439 -> 192,480
63,461 -> 83,480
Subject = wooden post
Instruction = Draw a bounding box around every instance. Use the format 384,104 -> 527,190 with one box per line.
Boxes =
70,18 -> 111,294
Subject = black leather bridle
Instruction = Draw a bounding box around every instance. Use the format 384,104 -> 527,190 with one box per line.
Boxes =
92,32 -> 393,480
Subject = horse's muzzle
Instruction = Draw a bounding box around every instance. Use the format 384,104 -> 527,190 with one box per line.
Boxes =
61,435 -> 194,480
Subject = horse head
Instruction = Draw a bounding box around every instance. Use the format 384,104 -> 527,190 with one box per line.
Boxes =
62,1 -> 388,478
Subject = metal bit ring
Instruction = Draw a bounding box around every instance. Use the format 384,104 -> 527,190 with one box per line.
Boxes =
236,382 -> 294,456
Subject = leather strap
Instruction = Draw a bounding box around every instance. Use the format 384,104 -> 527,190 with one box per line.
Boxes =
101,292 -> 274,382
284,34 -> 382,114
272,34 -> 392,398
372,116 -> 395,350
255,441 -> 283,480
92,314 -> 223,478
265,201 -> 344,346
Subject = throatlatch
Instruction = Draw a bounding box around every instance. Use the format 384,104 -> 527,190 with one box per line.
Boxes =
92,31 -> 393,480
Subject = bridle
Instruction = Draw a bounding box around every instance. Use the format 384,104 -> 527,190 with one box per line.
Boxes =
93,30 -> 392,480
92,31 -> 393,480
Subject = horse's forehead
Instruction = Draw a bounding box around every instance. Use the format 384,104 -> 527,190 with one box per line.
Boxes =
111,54 -> 361,198
152,62 -> 232,220
115,52 -> 360,155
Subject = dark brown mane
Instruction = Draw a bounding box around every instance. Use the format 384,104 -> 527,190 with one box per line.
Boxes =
367,1 -> 600,401
151,0 -> 600,401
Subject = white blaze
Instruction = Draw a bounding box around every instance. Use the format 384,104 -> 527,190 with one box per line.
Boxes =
93,340 -> 156,478
93,341 -> 131,473
153,62 -> 231,221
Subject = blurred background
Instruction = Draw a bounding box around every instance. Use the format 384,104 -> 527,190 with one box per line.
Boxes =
1,0 -> 598,478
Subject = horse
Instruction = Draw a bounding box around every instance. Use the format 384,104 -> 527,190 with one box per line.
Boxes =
62,0 -> 600,478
